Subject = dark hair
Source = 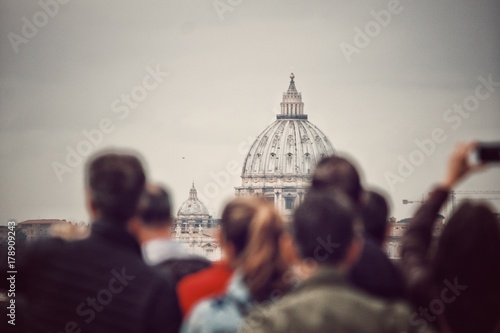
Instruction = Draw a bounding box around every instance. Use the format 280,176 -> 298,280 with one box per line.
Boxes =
311,156 -> 363,207
362,189 -> 389,245
85,150 -> 146,224
293,189 -> 358,265
431,201 -> 500,331
220,197 -> 291,302
220,198 -> 256,257
138,185 -> 172,226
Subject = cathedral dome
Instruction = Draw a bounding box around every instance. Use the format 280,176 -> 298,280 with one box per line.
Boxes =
236,73 -> 336,214
177,183 -> 209,217
242,74 -> 335,178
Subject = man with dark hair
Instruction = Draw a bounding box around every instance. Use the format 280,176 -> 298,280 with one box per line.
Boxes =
348,188 -> 406,300
16,150 -> 181,333
311,154 -> 405,301
293,189 -> 361,265
243,189 -> 436,333
85,152 -> 146,223
311,155 -> 364,207
361,189 -> 390,246
128,183 -> 211,284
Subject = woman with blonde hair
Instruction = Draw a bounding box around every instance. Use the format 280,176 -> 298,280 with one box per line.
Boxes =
181,196 -> 294,333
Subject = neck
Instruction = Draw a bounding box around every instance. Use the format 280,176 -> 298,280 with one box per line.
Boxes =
140,227 -> 171,244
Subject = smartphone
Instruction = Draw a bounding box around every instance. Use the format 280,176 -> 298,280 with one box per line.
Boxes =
476,142 -> 500,163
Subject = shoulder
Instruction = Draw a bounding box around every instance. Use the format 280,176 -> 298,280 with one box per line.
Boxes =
178,262 -> 232,294
244,283 -> 431,333
183,296 -> 244,333
20,236 -> 75,264
156,257 -> 211,283
349,239 -> 405,299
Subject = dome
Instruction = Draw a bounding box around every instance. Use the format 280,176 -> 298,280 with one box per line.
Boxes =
236,73 -> 336,215
241,73 -> 335,178
242,120 -> 334,177
177,183 -> 209,216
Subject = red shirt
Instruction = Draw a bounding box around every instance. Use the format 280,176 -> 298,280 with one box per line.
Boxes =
176,261 -> 233,316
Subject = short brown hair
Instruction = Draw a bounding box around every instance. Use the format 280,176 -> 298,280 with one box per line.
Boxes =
85,150 -> 146,224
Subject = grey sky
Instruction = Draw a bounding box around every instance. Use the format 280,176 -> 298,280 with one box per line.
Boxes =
1,0 -> 499,224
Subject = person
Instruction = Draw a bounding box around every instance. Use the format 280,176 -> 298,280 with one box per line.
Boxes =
361,189 -> 390,247
348,188 -> 406,300
401,142 -> 500,333
176,251 -> 233,317
128,183 -> 211,285
243,189 -> 436,333
311,155 -> 406,300
15,150 -> 182,333
311,155 -> 364,208
181,197 -> 294,333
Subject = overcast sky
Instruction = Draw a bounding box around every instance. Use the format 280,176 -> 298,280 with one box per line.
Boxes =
1,0 -> 499,225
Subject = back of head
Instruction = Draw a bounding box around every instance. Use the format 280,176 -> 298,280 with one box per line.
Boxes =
433,201 -> 500,285
432,201 -> 500,331
362,189 -> 389,246
138,185 -> 172,227
85,150 -> 146,225
293,189 -> 359,265
220,197 -> 282,260
220,198 -> 260,258
220,197 -> 290,302
311,155 -> 363,207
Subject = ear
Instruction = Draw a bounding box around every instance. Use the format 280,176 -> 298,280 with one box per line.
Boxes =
279,232 -> 299,265
342,234 -> 363,270
382,226 -> 390,247
127,218 -> 143,242
217,231 -> 237,264
85,189 -> 98,220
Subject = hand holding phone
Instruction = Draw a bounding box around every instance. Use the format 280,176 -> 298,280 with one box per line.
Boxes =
476,142 -> 500,163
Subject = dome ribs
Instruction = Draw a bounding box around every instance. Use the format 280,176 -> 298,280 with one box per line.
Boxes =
236,74 -> 336,214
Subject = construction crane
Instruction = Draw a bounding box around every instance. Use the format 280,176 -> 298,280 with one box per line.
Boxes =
449,190 -> 500,211
402,194 -> 427,206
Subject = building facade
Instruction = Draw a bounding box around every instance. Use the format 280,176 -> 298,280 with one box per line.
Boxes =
235,73 -> 336,217
385,216 -> 445,260
173,184 -> 220,260
175,183 -> 213,232
17,219 -> 69,241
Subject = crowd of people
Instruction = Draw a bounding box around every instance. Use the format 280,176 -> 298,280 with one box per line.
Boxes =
1,142 -> 499,333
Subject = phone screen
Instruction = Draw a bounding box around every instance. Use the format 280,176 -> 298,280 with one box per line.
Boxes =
477,142 -> 500,163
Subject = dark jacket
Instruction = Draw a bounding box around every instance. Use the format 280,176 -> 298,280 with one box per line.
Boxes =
16,220 -> 182,333
155,256 -> 212,289
349,236 -> 406,300
401,187 -> 500,333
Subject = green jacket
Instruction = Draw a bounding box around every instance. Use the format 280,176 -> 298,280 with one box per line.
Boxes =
243,267 -> 437,333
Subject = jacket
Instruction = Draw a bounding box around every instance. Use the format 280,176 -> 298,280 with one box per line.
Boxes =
181,272 -> 252,333
243,267 -> 437,333
400,187 -> 500,333
142,237 -> 212,288
177,261 -> 233,316
16,220 -> 182,333
349,236 -> 406,300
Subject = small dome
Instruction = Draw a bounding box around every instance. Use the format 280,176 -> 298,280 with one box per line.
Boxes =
177,183 -> 209,216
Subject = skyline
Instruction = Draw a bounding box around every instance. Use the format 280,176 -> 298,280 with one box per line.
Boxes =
1,0 -> 500,224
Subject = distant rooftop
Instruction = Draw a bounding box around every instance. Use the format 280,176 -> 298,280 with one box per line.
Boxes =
19,219 -> 68,225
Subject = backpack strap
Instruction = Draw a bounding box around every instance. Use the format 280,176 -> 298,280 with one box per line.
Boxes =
213,294 -> 253,317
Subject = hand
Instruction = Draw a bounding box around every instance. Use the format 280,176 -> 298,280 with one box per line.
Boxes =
441,142 -> 484,189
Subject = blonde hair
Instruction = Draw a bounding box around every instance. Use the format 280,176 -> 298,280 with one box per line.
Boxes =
221,197 -> 291,302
